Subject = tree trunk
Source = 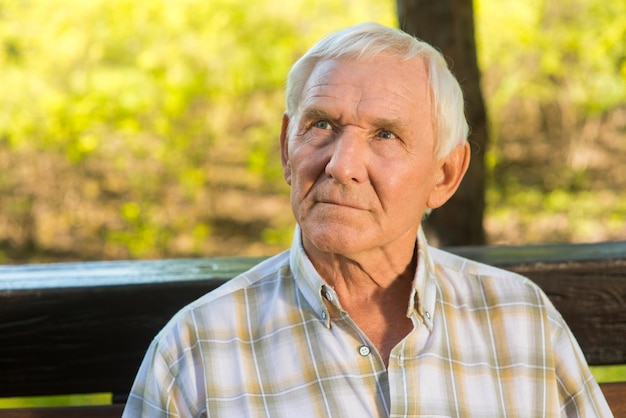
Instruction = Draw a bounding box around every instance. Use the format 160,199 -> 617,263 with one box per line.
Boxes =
397,0 -> 487,246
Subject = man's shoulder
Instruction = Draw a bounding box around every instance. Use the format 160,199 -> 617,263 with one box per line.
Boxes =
428,245 -> 544,300
427,245 -> 567,329
155,251 -> 292,338
429,246 -> 524,277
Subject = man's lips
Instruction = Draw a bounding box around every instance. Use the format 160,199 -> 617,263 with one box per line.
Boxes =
317,199 -> 366,211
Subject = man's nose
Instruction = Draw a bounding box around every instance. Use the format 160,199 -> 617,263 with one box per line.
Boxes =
324,130 -> 368,184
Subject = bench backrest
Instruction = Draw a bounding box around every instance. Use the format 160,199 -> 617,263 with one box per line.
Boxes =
1,242 -> 625,416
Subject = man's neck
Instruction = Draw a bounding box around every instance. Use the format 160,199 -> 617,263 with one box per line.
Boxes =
302,234 -> 418,291
304,238 -> 418,366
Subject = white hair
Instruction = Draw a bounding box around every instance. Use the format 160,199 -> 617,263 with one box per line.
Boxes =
285,22 -> 469,159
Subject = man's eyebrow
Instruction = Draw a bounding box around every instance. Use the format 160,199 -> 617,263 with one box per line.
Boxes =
371,117 -> 408,133
299,106 -> 333,122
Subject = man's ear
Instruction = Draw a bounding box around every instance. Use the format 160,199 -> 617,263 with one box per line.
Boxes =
426,141 -> 471,210
280,113 -> 292,185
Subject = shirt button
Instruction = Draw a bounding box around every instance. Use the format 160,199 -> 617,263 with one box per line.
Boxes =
321,311 -> 327,320
358,345 -> 371,356
424,311 -> 431,320
324,290 -> 333,302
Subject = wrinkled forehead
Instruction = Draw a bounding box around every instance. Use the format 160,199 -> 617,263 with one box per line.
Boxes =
300,57 -> 432,119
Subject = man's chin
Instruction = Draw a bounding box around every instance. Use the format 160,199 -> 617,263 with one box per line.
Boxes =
301,223 -> 368,256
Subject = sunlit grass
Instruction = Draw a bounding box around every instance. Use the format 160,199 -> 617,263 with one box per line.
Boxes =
591,364 -> 626,384
0,393 -> 111,409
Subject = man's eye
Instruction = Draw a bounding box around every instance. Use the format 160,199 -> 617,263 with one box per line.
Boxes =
313,120 -> 332,130
377,130 -> 397,140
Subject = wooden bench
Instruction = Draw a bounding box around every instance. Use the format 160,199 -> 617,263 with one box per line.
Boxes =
1,241 -> 625,417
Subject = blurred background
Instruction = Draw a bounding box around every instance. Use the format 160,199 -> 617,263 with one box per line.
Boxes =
1,0 -> 625,264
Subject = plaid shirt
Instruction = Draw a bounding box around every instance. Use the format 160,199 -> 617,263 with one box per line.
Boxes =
123,227 -> 612,417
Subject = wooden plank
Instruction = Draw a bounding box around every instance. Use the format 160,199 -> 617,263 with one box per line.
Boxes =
0,258 -> 262,398
0,257 -> 264,290
450,240 -> 626,265
0,280 -> 227,399
600,382 -> 626,417
0,242 -> 624,401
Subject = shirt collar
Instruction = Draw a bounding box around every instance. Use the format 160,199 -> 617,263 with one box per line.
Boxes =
412,227 -> 437,330
289,224 -> 437,330
289,225 -> 333,328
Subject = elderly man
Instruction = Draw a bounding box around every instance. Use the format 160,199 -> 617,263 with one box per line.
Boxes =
123,23 -> 611,417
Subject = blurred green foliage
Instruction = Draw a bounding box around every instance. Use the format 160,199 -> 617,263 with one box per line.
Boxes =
476,0 -> 625,116
0,0 -> 624,262
0,0 -> 394,261
475,0 -> 626,245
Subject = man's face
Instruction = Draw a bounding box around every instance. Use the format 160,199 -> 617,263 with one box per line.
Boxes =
281,56 -> 454,259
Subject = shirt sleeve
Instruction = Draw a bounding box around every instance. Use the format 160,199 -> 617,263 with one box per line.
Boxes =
122,339 -> 198,418
551,315 -> 614,418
